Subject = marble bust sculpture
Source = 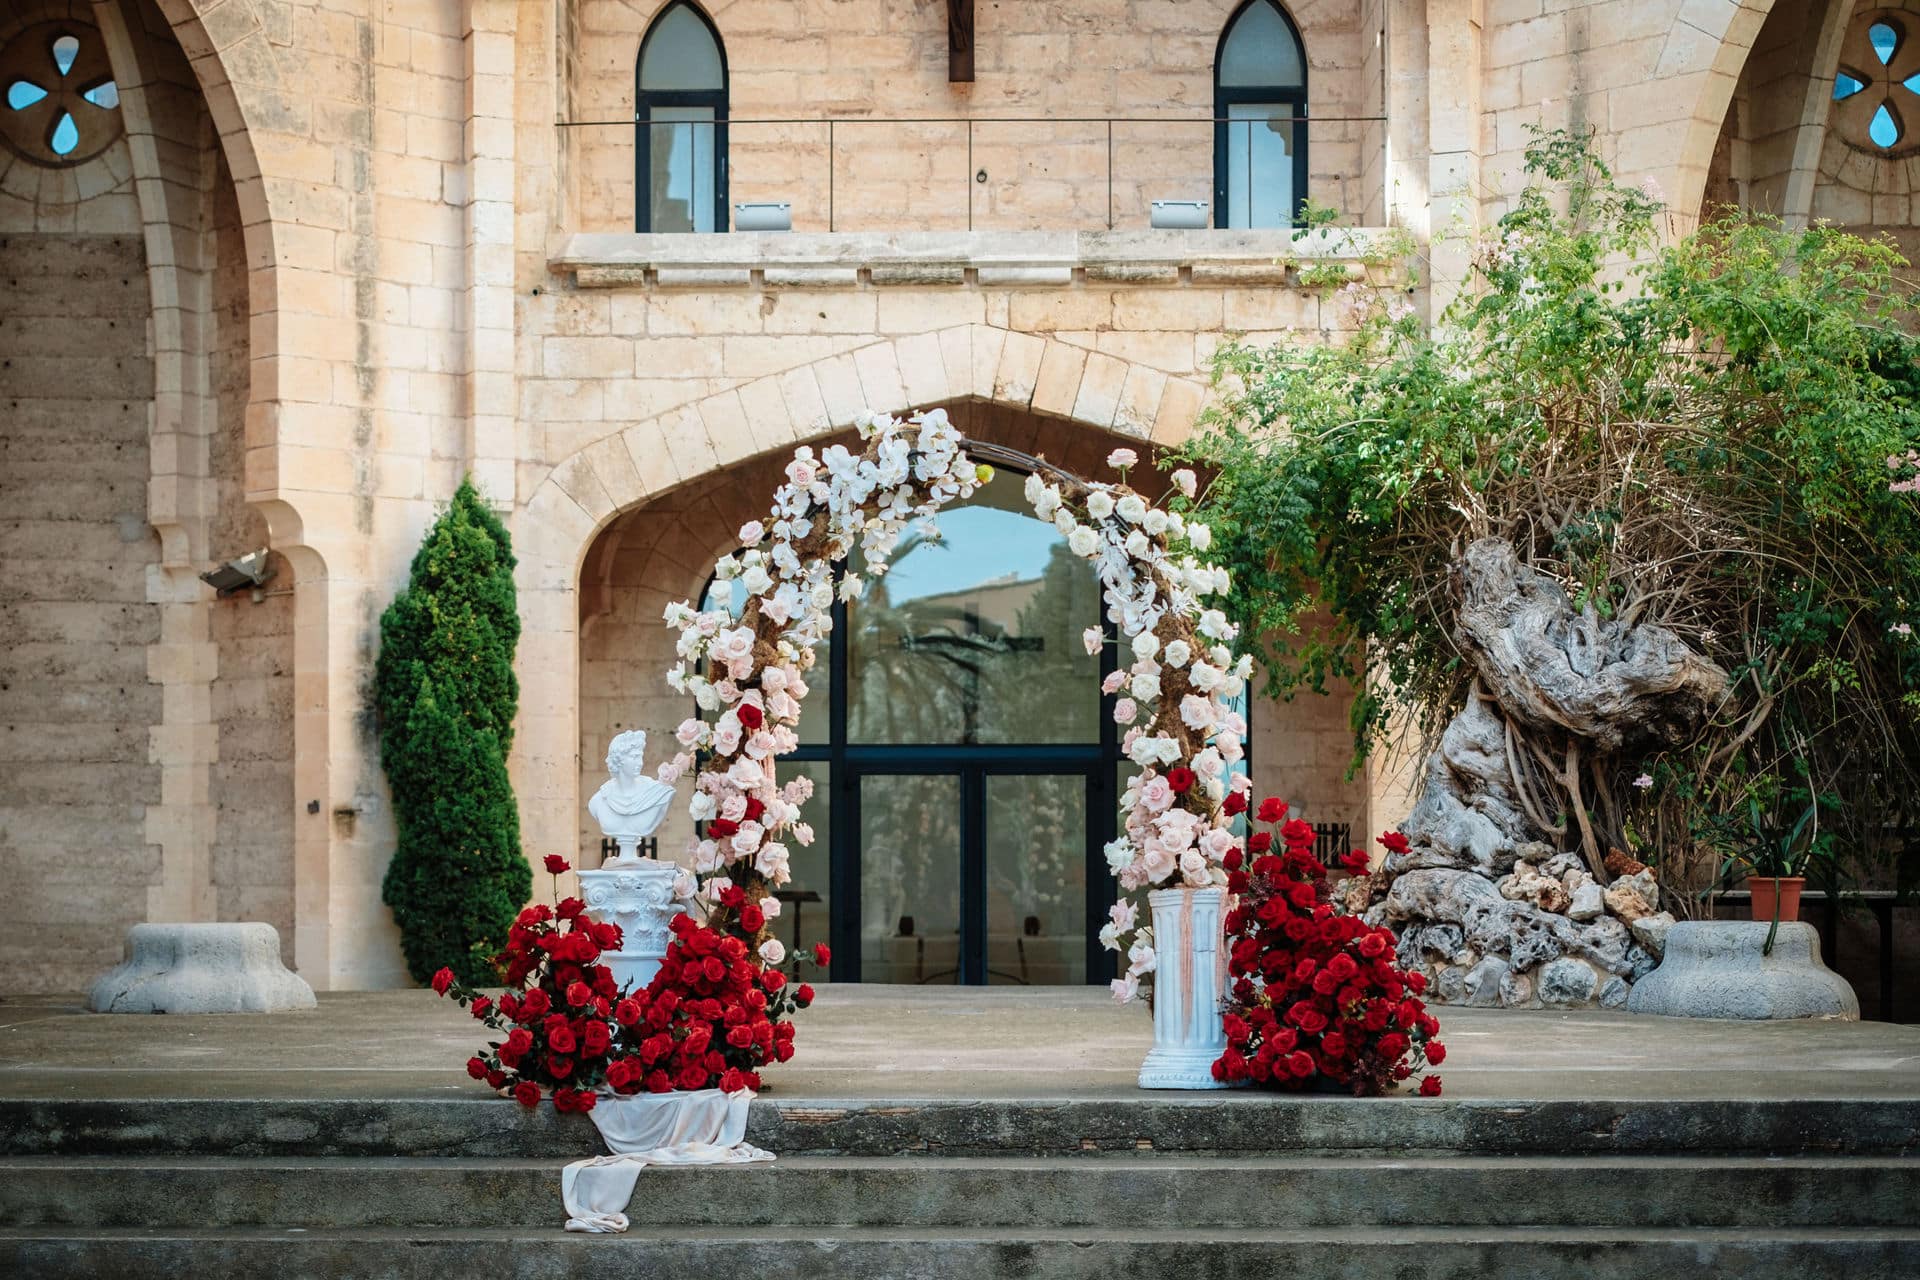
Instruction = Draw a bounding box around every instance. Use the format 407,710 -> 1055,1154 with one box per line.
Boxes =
587,730 -> 676,861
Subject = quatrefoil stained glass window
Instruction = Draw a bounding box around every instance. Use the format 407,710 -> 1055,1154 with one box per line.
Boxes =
0,22 -> 122,168
1833,11 -> 1920,152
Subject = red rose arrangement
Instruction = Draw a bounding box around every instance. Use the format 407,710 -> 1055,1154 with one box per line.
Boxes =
434,857 -> 827,1110
1213,799 -> 1445,1096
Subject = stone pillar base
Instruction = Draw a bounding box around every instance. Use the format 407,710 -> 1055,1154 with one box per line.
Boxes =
1626,921 -> 1859,1021
89,923 -> 317,1014
578,859 -> 683,996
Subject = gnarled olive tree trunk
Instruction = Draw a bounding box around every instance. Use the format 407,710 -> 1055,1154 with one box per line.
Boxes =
1362,539 -> 1729,1009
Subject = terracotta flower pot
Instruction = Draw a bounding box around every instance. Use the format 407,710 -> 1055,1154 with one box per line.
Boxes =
1746,875 -> 1806,923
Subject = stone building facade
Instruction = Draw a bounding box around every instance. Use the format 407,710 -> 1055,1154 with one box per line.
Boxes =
0,0 -> 1899,994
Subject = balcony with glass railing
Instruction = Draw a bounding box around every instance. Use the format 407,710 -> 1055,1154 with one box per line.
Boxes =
551,113 -> 1393,289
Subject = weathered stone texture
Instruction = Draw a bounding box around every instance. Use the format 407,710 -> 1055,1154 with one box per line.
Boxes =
0,231 -> 161,991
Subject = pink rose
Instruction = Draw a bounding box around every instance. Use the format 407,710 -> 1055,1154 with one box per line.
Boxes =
1139,776 -> 1175,813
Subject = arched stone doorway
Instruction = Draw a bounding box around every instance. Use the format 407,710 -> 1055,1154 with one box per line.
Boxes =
573,400 -> 1367,985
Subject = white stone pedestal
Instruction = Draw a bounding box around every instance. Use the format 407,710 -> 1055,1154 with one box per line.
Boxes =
88,923 -> 316,1014
1138,886 -> 1231,1089
578,858 -> 684,995
1627,921 -> 1859,1020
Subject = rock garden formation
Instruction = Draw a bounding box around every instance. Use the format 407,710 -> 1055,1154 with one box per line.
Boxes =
1353,539 -> 1728,1008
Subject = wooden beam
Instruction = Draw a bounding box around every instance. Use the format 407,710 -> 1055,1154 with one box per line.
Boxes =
948,0 -> 974,82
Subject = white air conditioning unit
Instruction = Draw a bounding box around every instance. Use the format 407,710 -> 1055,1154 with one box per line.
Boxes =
734,202 -> 792,231
1150,200 -> 1209,229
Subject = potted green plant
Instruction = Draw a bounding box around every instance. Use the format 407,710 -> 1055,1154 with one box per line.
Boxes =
1712,785 -> 1837,934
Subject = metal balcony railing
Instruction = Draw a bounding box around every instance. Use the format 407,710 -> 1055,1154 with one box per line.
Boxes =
559,113 -> 1387,235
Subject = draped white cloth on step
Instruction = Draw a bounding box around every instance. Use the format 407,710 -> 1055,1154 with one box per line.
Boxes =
561,1088 -> 771,1233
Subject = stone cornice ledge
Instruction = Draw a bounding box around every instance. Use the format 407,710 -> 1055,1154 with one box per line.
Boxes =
551,228 -> 1392,289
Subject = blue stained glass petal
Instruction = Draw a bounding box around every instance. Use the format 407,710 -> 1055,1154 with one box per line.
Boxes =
81,81 -> 117,109
1870,22 -> 1899,65
51,35 -> 78,76
49,111 -> 78,155
1834,72 -> 1866,100
1907,73 -> 1920,95
7,81 -> 47,110
1870,102 -> 1901,147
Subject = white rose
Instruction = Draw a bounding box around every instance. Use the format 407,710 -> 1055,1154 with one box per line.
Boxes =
1107,447 -> 1139,470
1125,530 -> 1150,557
1068,526 -> 1099,557
1085,490 -> 1115,520
1024,472 -> 1047,506
1188,522 -> 1213,552
1163,639 -> 1192,668
742,566 -> 773,595
1053,508 -> 1076,535
1198,609 -> 1233,640
738,520 -> 766,545
759,938 -> 787,965
1082,626 -> 1103,656
839,574 -> 865,600
1116,494 -> 1148,523
1104,837 -> 1135,873
1130,671 -> 1161,702
1143,509 -> 1169,536
689,792 -> 717,821
1172,468 -> 1198,498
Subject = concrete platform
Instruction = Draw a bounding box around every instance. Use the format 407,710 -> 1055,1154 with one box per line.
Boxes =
2,983 -> 1917,1104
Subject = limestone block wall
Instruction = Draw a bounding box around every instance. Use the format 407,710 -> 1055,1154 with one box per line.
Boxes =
208,173 -> 296,963
0,230 -> 162,990
562,0 -> 1377,235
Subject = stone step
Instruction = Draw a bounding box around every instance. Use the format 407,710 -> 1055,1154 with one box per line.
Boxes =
0,1154 -> 1914,1231
4,1225 -> 1917,1280
6,1094 -> 1917,1158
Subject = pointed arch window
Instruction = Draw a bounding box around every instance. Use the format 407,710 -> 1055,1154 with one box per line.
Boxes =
1214,0 -> 1309,229
636,1 -> 727,232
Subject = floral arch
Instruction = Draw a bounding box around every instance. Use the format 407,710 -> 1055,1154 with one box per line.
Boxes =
658,408 -> 1255,994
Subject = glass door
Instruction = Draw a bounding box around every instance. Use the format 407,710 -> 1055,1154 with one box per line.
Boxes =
842,763 -> 1105,985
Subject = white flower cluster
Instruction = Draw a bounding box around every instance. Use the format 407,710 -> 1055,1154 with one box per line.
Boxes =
1027,458 -> 1252,1004
662,409 -> 987,896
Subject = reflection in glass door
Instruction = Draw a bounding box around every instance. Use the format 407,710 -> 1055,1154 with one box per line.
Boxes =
985,774 -> 1087,985
857,773 -> 963,984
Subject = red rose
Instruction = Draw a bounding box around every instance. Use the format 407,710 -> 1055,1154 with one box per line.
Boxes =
763,969 -> 786,992
720,1067 -> 748,1094
484,1069 -> 506,1089
513,1081 -> 541,1108
465,1056 -> 488,1080
1167,766 -> 1196,792
795,982 -> 815,1007
677,1062 -> 710,1091
708,818 -> 739,839
1223,791 -> 1248,816
615,998 -> 642,1026
582,1021 -> 613,1058
1425,1041 -> 1447,1065
645,1069 -> 672,1093
520,989 -> 550,1019
546,1022 -> 577,1055
739,904 -> 765,933
1358,932 -> 1388,958
431,967 -> 455,995
549,1055 -> 574,1079
1256,797 -> 1288,824
504,1027 -> 534,1058
1378,831 -> 1410,856
544,855 -> 571,875
573,1088 -> 597,1113
1419,1075 -> 1443,1097
566,981 -> 592,1008
812,943 -> 831,966
737,703 -> 764,730
470,995 -> 493,1019
557,896 -> 585,920
1285,1051 -> 1315,1078
742,797 -> 765,823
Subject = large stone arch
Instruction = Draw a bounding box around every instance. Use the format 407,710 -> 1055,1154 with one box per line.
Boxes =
513,327 -> 1213,871
1668,0 -> 1781,228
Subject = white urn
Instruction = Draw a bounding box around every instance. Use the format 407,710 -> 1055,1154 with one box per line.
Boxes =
1137,886 -> 1232,1090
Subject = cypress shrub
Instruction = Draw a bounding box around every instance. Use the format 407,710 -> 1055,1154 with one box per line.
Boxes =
376,479 -> 529,986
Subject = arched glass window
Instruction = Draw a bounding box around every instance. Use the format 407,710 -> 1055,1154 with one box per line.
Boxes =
1214,0 -> 1308,228
695,467 -> 1252,987
636,1 -> 727,232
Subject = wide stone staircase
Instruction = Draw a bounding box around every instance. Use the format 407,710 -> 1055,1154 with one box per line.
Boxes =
1,1093 -> 1917,1277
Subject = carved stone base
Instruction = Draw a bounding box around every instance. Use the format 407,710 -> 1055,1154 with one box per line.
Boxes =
88,923 -> 316,1014
578,859 -> 684,996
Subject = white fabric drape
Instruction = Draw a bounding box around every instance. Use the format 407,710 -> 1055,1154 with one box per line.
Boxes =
561,1088 -> 772,1232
